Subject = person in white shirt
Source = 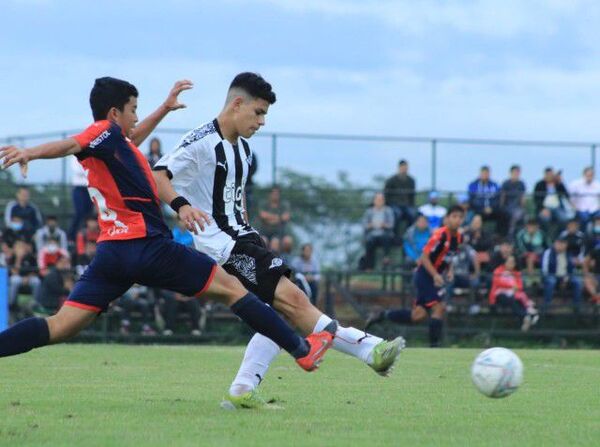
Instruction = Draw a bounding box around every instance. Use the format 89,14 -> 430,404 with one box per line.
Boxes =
568,166 -> 600,230
418,191 -> 447,230
67,156 -> 94,240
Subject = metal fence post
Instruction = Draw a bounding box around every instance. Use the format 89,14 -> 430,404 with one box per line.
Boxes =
271,134 -> 277,186
592,144 -> 597,171
431,139 -> 437,191
0,268 -> 7,331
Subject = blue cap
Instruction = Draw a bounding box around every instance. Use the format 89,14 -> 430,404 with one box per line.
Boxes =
457,193 -> 468,204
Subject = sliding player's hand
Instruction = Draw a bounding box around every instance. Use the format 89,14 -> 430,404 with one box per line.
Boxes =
0,146 -> 29,178
178,205 -> 212,234
433,274 -> 445,287
163,80 -> 194,112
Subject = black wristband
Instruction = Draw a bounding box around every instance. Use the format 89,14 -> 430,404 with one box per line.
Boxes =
170,196 -> 191,213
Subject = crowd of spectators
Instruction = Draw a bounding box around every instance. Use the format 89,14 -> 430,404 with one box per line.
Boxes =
361,160 -> 600,316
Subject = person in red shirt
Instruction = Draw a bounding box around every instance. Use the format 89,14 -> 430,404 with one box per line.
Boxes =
75,216 -> 100,256
0,77 -> 333,372
366,205 -> 465,347
489,255 -> 539,331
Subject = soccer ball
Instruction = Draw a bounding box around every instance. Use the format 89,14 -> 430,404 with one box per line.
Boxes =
471,347 -> 523,398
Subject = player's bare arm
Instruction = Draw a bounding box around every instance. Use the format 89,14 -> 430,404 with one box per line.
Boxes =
130,79 -> 193,147
420,251 -> 444,287
0,138 -> 81,177
152,168 -> 211,233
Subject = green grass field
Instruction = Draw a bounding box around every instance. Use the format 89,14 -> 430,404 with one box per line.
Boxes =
1,345 -> 599,447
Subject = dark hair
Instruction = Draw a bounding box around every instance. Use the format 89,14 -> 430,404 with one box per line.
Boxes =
230,72 -> 276,104
526,217 -> 538,226
510,164 -> 520,172
46,215 -> 57,221
90,77 -> 138,121
447,205 -> 465,215
399,159 -> 408,166
480,165 -> 490,171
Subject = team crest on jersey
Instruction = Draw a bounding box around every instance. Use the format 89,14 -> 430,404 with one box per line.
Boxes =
269,258 -> 283,270
227,254 -> 257,284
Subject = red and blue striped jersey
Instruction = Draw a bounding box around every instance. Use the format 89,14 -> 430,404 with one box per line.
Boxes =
420,226 -> 463,273
71,120 -> 170,243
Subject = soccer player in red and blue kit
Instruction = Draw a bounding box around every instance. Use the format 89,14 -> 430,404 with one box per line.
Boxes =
366,205 -> 465,346
0,77 -> 332,371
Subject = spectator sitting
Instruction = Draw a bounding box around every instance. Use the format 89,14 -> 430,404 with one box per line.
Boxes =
4,186 -> 43,234
583,237 -> 600,304
541,238 -> 583,313
34,215 -> 68,253
361,192 -> 395,270
118,285 -> 156,336
384,159 -> 417,235
7,240 -> 40,317
75,240 -> 97,278
402,214 -> 431,266
39,255 -> 73,311
516,218 -> 547,278
291,243 -> 321,305
499,164 -> 526,237
533,167 -> 570,230
489,255 -> 539,331
269,236 -> 281,255
161,291 -> 204,336
488,239 -> 515,273
456,193 -> 474,227
37,236 -> 70,276
558,218 -> 585,268
68,156 -> 94,240
76,216 -> 100,256
172,220 -> 194,247
3,216 -> 34,247
258,186 -> 291,240
464,214 -> 494,266
446,242 -> 481,306
568,166 -> 600,230
468,165 -> 500,226
280,235 -> 294,266
146,137 -> 163,168
418,191 -> 446,230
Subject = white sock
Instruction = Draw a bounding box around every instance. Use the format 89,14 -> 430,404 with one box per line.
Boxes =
313,314 -> 383,365
229,333 -> 281,396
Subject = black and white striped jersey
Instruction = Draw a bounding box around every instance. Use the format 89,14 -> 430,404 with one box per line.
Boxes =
154,119 -> 256,264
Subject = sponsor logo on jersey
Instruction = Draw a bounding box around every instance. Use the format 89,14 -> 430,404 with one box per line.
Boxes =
89,130 -> 111,149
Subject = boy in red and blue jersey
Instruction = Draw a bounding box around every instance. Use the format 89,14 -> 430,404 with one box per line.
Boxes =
0,77 -> 333,371
366,205 -> 465,346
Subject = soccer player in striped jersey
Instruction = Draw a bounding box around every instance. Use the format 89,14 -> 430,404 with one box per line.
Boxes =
366,205 -> 465,347
153,72 -> 405,410
0,77 -> 334,372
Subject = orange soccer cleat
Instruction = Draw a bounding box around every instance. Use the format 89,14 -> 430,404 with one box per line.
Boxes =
296,330 -> 334,372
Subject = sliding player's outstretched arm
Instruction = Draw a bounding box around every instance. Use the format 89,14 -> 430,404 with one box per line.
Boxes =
130,80 -> 193,146
0,138 -> 81,177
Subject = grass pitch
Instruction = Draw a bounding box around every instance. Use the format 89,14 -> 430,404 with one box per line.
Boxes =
1,345 -> 599,446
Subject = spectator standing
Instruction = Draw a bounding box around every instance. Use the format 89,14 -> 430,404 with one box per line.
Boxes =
499,165 -> 526,237
68,157 -> 94,240
402,214 -> 431,266
292,243 -> 321,306
34,215 -> 68,253
533,167 -> 570,230
361,192 -> 395,270
146,137 -> 163,168
515,218 -> 547,278
384,159 -> 417,235
418,191 -> 446,230
468,166 -> 500,226
258,186 -> 291,240
558,219 -> 586,268
541,238 -> 583,313
4,187 -> 43,234
75,216 -> 100,256
489,256 -> 539,331
568,166 -> 600,229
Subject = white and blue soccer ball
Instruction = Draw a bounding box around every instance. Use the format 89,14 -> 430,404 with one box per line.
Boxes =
471,347 -> 523,398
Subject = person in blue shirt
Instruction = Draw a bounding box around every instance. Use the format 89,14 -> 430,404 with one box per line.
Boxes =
468,165 -> 500,229
403,214 -> 431,265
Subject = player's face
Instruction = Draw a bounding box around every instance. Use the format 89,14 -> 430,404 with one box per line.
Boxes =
112,96 -> 138,136
446,211 -> 464,230
236,97 -> 269,138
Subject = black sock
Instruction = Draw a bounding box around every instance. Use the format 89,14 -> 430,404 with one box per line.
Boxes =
386,309 -> 412,324
429,318 -> 443,347
0,317 -> 50,358
231,293 -> 309,359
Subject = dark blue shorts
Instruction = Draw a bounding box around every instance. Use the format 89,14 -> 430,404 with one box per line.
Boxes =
413,266 -> 445,308
66,236 -> 217,312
